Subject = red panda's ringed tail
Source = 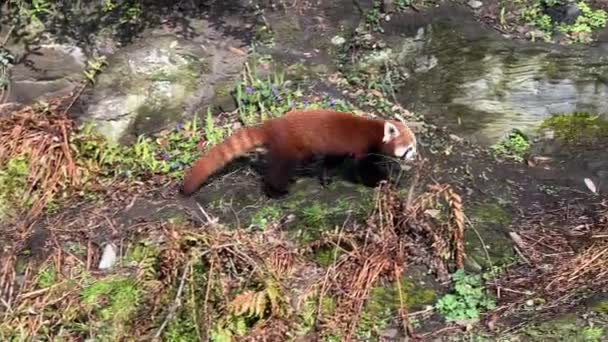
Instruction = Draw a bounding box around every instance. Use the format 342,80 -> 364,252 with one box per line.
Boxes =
180,126 -> 267,196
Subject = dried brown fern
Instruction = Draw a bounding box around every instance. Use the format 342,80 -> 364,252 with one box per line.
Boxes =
444,187 -> 466,269
0,96 -> 80,224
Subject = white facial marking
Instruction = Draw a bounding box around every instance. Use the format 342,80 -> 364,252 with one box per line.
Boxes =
394,144 -> 417,160
383,122 -> 400,143
405,145 -> 417,160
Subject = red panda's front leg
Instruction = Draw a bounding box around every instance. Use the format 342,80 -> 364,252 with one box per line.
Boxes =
263,152 -> 296,199
319,155 -> 346,187
355,153 -> 388,188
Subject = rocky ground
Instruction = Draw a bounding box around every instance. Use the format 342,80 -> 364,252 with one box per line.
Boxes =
0,0 -> 607,341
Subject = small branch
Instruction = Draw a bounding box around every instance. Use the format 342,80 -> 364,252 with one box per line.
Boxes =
153,259 -> 192,340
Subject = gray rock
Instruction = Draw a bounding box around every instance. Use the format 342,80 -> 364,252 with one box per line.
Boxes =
381,327 -> 399,338
82,21 -> 248,143
8,43 -> 87,104
587,159 -> 608,172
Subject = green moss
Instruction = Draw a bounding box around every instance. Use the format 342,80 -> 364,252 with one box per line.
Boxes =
590,298 -> 608,314
36,264 -> 57,289
467,201 -> 516,268
313,246 -> 344,267
522,313 -> 605,341
211,80 -> 239,112
0,156 -> 32,220
80,276 -> 142,339
469,202 -> 512,227
163,211 -> 190,225
131,100 -> 183,139
125,242 -> 159,265
540,112 -> 608,145
147,56 -> 207,93
357,277 -> 436,338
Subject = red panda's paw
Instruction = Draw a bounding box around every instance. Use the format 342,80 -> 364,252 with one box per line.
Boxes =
263,182 -> 289,199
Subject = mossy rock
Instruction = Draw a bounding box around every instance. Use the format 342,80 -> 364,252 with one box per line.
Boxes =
465,201 -> 516,269
356,276 -> 436,337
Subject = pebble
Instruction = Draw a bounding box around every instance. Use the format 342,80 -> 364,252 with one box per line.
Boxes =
449,134 -> 464,143
98,243 -> 118,270
467,0 -> 483,9
330,35 -> 346,46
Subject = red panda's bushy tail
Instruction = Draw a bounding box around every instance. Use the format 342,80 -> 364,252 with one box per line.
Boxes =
180,126 -> 267,196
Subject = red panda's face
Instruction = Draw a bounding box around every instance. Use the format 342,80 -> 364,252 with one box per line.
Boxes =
381,121 -> 417,161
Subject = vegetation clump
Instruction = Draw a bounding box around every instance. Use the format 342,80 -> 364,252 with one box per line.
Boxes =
523,0 -> 607,43
491,129 -> 531,162
540,112 -> 608,145
436,269 -> 496,323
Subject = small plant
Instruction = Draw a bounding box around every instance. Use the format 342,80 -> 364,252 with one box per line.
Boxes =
365,3 -> 384,33
436,269 -> 496,323
83,56 -> 108,84
395,0 -> 411,11
234,60 -> 297,126
204,108 -> 229,147
71,115 -> 205,181
250,205 -> 282,230
17,0 -> 54,23
491,129 -> 530,162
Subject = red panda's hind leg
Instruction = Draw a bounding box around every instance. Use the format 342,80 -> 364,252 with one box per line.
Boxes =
263,153 -> 296,199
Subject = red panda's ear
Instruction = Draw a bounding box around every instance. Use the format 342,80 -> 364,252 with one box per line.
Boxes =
383,122 -> 400,143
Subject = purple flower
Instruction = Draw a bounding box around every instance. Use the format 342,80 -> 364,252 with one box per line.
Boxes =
303,100 -> 309,107
175,123 -> 183,131
271,85 -> 279,97
329,98 -> 336,107
161,153 -> 171,161
245,86 -> 253,95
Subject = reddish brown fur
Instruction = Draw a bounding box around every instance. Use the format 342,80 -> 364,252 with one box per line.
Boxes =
180,109 -> 416,197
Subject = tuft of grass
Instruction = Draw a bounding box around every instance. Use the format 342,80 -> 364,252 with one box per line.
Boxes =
204,108 -> 230,147
301,202 -> 329,227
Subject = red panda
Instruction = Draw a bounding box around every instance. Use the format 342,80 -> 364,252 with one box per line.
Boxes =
179,109 -> 417,198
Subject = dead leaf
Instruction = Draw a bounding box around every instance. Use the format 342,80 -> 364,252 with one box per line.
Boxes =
584,178 -> 598,194
369,89 -> 383,98
229,46 -> 247,56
